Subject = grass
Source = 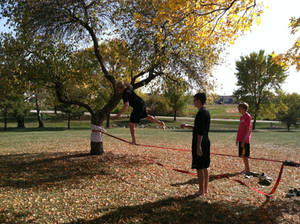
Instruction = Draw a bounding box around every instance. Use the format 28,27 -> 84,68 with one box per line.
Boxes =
0,121 -> 300,223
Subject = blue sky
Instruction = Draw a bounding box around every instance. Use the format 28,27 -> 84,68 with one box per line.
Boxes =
213,0 -> 300,95
1,1 -> 299,95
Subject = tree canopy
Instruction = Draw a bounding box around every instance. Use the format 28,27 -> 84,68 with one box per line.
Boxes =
0,0 -> 264,154
274,16 -> 300,71
233,50 -> 287,129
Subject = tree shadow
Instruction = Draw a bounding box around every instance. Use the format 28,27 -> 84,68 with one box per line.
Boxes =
65,195 -> 300,224
171,129 -> 237,133
0,127 -> 67,132
0,151 -> 150,189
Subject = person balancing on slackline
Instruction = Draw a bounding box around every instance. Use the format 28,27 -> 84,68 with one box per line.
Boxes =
114,81 -> 166,145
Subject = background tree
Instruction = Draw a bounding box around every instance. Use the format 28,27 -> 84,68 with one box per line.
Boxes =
0,33 -> 31,129
145,93 -> 170,117
0,0 -> 263,154
57,104 -> 86,129
233,50 -> 287,129
163,76 -> 189,121
276,93 -> 300,131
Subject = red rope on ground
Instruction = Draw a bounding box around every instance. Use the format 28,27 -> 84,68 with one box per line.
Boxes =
230,163 -> 285,196
142,155 -> 285,196
94,130 -> 298,196
98,130 -> 300,165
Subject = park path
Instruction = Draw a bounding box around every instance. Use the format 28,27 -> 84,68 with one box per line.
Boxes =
30,110 -> 280,123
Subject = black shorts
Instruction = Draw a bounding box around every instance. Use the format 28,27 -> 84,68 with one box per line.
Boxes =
192,142 -> 210,170
238,142 -> 250,157
130,105 -> 148,123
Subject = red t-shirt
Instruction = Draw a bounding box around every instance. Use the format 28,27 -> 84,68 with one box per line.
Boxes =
237,112 -> 252,143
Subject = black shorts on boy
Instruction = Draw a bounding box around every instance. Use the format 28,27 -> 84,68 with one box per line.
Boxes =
238,142 -> 250,157
130,104 -> 148,123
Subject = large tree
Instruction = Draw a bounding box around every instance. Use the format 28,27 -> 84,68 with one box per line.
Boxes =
0,33 -> 31,129
1,0 -> 263,154
163,76 -> 189,121
276,93 -> 300,131
233,50 -> 287,129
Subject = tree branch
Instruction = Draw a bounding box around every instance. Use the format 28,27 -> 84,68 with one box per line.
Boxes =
55,81 -> 94,116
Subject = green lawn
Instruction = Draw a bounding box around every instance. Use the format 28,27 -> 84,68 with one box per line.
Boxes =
1,120 -> 299,223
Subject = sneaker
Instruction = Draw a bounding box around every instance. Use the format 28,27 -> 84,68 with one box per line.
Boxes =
258,173 -> 272,186
250,171 -> 259,177
286,189 -> 298,198
244,172 -> 253,178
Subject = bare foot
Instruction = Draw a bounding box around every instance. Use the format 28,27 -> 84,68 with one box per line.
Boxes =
161,121 -> 166,130
192,191 -> 205,197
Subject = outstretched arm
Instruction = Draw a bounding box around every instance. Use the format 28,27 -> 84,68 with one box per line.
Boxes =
180,123 -> 194,129
115,102 -> 129,119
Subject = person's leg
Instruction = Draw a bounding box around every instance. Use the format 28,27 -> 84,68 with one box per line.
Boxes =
239,143 -> 247,173
243,156 -> 250,172
129,122 -> 136,144
203,168 -> 208,194
146,115 -> 165,130
197,169 -> 204,195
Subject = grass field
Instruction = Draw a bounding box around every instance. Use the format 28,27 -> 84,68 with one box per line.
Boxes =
0,118 -> 299,224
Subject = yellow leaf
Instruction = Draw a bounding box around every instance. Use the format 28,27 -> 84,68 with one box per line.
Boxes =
256,17 -> 261,26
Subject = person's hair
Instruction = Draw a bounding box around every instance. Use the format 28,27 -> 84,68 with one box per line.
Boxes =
238,102 -> 249,111
194,92 -> 207,105
116,80 -> 130,89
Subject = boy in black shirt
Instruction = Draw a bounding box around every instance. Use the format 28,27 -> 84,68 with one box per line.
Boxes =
115,81 -> 165,144
181,92 -> 210,196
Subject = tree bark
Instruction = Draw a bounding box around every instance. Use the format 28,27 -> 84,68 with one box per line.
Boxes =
106,111 -> 110,128
67,112 -> 71,129
3,107 -> 7,131
17,116 -> 25,128
90,114 -> 105,155
35,94 -> 44,128
90,141 -> 104,155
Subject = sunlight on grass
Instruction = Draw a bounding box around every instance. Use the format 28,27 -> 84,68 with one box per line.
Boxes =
0,125 -> 299,223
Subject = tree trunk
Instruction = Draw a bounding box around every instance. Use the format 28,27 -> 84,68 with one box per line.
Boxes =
106,111 -> 110,128
253,113 -> 257,130
287,123 -> 290,131
35,95 -> 44,128
17,116 -> 25,128
3,107 -> 7,131
90,114 -> 104,155
90,141 -> 104,155
173,110 -> 177,121
67,112 -> 71,129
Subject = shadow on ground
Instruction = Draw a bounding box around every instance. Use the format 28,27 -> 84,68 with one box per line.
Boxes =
66,195 -> 300,224
0,151 -> 149,189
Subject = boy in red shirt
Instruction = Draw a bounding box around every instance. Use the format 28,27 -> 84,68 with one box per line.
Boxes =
236,102 -> 252,175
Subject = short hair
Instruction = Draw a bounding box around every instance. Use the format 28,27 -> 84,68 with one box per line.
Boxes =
238,102 -> 249,111
194,92 -> 207,105
116,80 -> 130,89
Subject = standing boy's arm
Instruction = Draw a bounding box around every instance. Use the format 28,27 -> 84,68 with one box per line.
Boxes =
197,135 -> 203,156
180,123 -> 194,129
236,127 -> 239,146
241,125 -> 250,147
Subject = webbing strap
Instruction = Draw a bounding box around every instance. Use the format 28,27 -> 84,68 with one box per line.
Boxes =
98,130 -> 300,165
95,130 -> 295,196
142,155 -> 285,196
